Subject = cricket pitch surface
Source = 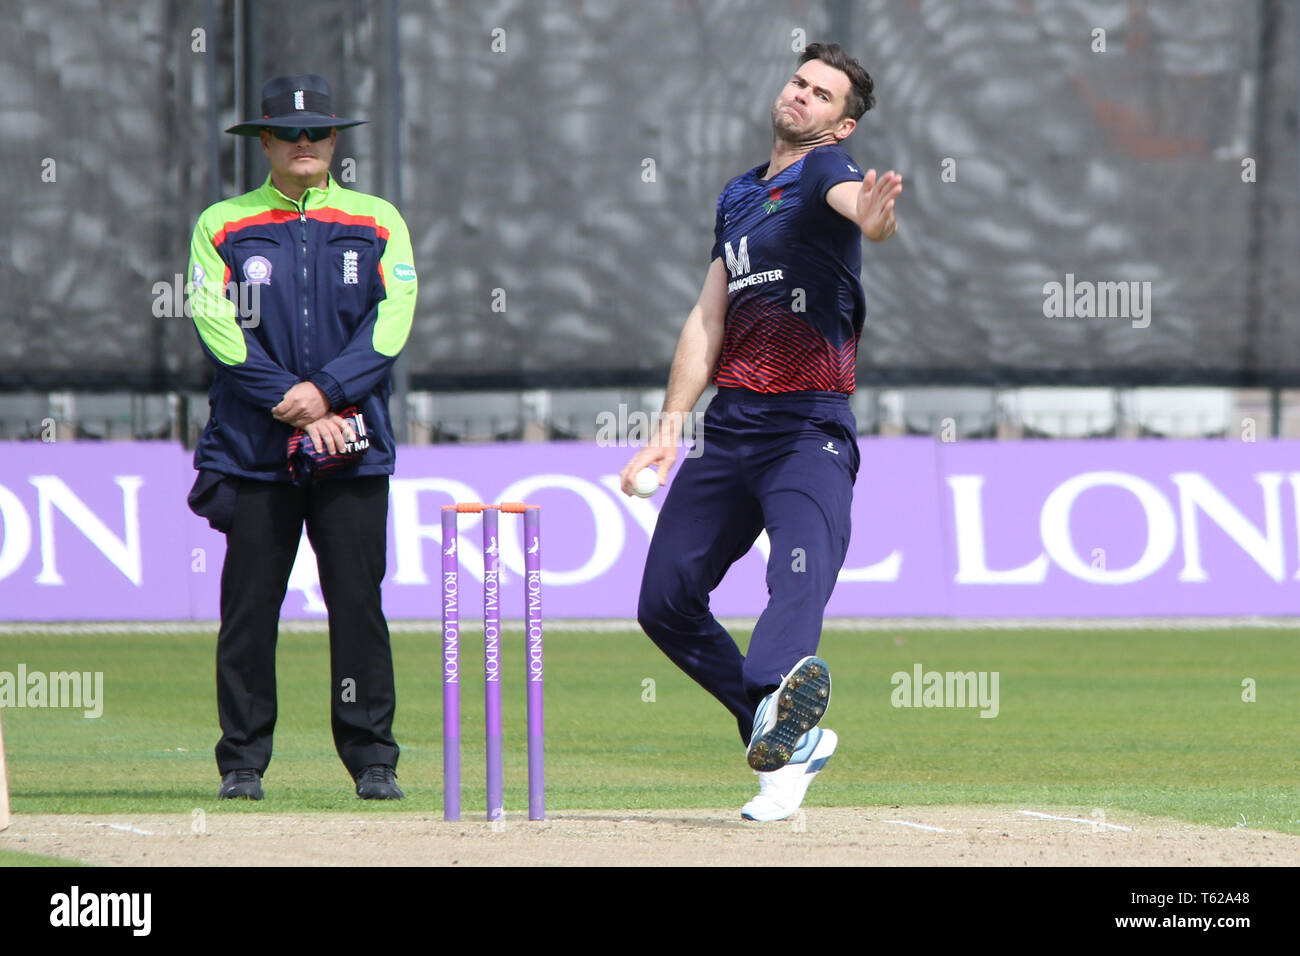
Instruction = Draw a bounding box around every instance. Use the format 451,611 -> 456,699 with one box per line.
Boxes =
4,806 -> 1297,866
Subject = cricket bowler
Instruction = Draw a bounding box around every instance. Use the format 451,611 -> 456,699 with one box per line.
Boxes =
620,42 -> 901,820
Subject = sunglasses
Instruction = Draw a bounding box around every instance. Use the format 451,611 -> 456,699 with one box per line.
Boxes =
269,126 -> 333,143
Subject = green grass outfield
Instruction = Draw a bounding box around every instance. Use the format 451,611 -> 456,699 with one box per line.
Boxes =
1,624 -> 1298,835
0,848 -> 82,866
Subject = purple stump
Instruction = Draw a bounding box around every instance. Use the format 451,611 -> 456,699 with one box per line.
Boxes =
483,507 -> 504,821
441,506 -> 461,822
523,506 -> 545,820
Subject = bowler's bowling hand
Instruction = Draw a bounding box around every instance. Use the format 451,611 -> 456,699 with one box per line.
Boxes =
857,169 -> 902,242
273,382 -> 330,428
620,443 -> 677,496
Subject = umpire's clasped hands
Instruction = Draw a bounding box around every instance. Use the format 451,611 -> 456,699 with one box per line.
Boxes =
273,381 -> 356,455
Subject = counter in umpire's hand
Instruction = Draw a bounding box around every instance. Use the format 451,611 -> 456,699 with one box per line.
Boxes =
288,406 -> 370,483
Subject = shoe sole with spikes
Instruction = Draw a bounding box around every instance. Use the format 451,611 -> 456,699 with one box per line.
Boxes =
746,656 -> 831,772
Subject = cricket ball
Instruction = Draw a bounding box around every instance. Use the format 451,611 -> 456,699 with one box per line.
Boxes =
634,467 -> 660,498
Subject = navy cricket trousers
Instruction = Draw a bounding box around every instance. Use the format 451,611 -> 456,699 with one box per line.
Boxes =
637,388 -> 860,744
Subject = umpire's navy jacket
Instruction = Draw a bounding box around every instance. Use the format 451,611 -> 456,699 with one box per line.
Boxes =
187,173 -> 418,481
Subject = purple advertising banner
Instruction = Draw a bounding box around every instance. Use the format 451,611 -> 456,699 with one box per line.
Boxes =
936,440 -> 1300,616
1,438 -> 1297,620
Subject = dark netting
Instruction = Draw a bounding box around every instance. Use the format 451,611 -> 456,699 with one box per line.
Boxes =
2,0 -> 1297,391
1,0 -> 214,389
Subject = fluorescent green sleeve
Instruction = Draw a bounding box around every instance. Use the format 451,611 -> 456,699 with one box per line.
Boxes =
374,205 -> 418,357
187,208 -> 297,408
188,212 -> 244,365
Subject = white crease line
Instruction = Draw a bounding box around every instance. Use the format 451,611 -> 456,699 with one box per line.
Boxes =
82,823 -> 155,836
1018,810 -> 1131,832
882,820 -> 951,833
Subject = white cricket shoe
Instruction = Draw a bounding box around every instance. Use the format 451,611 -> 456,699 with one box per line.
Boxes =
746,656 -> 831,771
740,727 -> 838,822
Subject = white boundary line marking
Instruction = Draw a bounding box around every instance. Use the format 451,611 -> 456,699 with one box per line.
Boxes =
4,616 -> 1300,636
882,820 -> 952,833
1018,810 -> 1132,832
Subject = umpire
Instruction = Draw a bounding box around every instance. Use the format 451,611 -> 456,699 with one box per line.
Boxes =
186,75 -> 418,800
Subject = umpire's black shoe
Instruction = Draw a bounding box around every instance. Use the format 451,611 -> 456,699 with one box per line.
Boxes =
218,768 -> 264,800
355,765 -> 404,800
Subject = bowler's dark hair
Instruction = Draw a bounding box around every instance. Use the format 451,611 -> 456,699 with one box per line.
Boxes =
798,42 -> 875,119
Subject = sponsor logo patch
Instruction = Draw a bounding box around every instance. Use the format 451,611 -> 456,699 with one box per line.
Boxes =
191,264 -> 205,289
392,262 -> 416,282
243,255 -> 272,285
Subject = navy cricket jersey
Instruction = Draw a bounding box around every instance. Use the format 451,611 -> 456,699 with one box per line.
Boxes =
709,143 -> 866,393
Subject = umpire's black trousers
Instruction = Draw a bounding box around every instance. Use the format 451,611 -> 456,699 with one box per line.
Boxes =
214,475 -> 399,778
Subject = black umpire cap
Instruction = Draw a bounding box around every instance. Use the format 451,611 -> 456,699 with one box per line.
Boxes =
226,74 -> 366,136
